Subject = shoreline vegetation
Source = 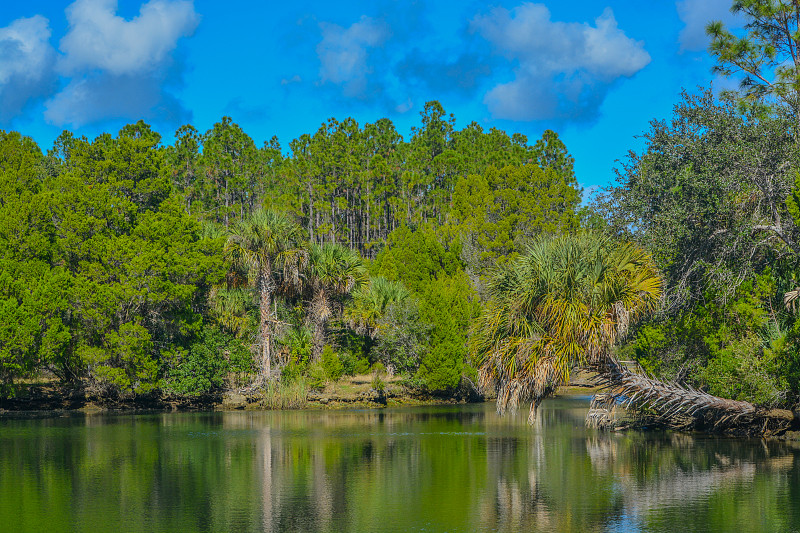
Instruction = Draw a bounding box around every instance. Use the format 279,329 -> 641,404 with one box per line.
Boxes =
1,101 -> 799,437
0,374 -> 481,413
3,374 -> 798,441
0,371 -> 597,413
6,3 -> 800,436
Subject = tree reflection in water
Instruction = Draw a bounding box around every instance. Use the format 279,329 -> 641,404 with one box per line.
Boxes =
0,399 -> 797,532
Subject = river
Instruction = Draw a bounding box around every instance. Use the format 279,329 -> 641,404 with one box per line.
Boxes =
1,394 -> 798,532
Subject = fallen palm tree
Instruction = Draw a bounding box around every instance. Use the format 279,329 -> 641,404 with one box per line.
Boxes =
471,233 -> 797,437
587,360 -> 796,436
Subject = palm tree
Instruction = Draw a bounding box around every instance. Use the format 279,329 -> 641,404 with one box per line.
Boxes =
224,209 -> 305,382
345,276 -> 411,339
305,242 -> 368,359
208,285 -> 253,338
471,233 -> 662,422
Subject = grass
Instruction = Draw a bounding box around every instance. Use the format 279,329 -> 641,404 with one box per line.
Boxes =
263,377 -> 309,409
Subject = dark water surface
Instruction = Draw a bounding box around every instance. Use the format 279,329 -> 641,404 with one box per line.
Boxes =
1,395 -> 799,532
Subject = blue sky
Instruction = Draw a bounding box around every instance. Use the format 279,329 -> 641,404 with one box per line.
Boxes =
0,0 -> 742,193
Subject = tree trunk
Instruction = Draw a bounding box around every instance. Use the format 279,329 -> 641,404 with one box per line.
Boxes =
588,359 -> 798,437
259,267 -> 274,383
311,317 -> 325,362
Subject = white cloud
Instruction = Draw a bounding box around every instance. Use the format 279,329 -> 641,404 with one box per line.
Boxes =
0,15 -> 57,121
44,74 -> 190,127
677,0 -> 741,52
472,4 -> 650,122
58,0 -> 199,75
44,0 -> 199,128
316,16 -> 389,97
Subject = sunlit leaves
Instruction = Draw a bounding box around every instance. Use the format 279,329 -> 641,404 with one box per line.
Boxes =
471,233 -> 662,416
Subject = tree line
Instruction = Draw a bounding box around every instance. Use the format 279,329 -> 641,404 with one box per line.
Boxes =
4,0 -> 800,420
0,105 -> 580,399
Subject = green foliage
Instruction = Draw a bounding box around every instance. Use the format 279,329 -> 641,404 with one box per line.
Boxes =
600,88 -> 800,407
81,323 -> 158,396
416,272 -> 480,392
345,276 -> 411,339
0,110 -> 587,402
0,264 -> 72,390
371,374 -> 386,393
371,225 -> 463,293
450,164 -> 581,274
371,362 -> 386,392
367,224 -> 482,388
707,0 -> 800,111
307,363 -> 328,391
165,326 -> 253,396
623,267 -> 800,405
320,345 -> 345,381
472,233 -> 662,412
264,376 -> 308,409
699,334 -> 785,406
280,362 -> 305,384
281,325 -> 313,366
223,208 -> 305,380
619,323 -> 668,375
333,330 -> 371,375
599,89 -> 796,309
373,296 -> 428,374
305,242 -> 368,359
779,321 -> 800,395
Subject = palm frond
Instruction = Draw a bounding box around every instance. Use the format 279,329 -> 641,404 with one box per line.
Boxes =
471,232 -> 663,422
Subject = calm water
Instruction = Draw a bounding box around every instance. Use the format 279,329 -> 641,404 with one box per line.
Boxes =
1,395 -> 799,533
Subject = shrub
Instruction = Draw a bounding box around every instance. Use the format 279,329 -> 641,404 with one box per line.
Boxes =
371,373 -> 385,393
320,345 -> 344,381
339,351 -> 370,375
307,363 -> 328,391
281,325 -> 312,365
166,326 -> 251,396
699,334 -> 785,406
371,362 -> 386,392
281,362 -> 304,383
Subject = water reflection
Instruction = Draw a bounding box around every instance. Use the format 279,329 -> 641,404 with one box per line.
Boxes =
0,398 -> 798,532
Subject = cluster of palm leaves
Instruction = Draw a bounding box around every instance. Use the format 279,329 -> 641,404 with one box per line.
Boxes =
471,232 -> 662,421
305,242 -> 369,358
345,277 -> 411,338
216,209 -> 376,381
221,209 -> 306,381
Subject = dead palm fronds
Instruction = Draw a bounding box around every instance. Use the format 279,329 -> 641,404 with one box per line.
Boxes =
784,287 -> 800,312
305,242 -> 368,359
471,233 -> 663,422
224,209 -> 305,382
588,359 -> 794,435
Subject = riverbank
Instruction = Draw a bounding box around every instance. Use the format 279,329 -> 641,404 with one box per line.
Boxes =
3,375 -> 798,440
0,371 -> 603,413
0,374 -> 484,413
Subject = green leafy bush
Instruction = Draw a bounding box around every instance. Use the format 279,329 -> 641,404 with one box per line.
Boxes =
307,363 -> 328,391
166,326 -> 252,396
415,272 -> 479,392
83,322 -> 159,396
282,325 -> 312,366
320,345 -> 344,381
371,362 -> 386,392
699,334 -> 785,406
338,350 -> 367,375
